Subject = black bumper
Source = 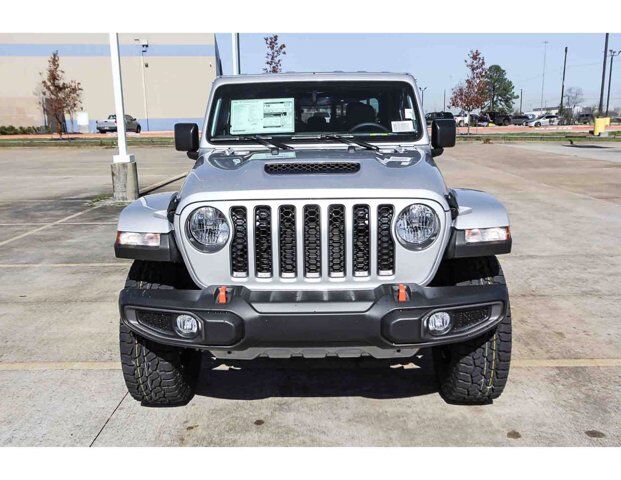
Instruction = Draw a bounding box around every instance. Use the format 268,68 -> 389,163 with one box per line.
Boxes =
119,283 -> 509,354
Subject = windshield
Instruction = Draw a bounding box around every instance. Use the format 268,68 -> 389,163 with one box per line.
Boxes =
207,81 -> 422,144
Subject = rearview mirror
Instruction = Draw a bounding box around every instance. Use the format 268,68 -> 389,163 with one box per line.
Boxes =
431,119 -> 456,150
174,123 -> 199,158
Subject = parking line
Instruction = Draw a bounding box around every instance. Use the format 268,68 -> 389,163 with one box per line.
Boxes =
0,205 -> 104,248
1,358 -> 621,372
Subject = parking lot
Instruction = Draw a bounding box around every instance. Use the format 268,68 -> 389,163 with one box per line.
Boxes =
0,141 -> 620,446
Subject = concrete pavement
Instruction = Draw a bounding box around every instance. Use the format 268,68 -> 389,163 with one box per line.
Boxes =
0,143 -> 619,446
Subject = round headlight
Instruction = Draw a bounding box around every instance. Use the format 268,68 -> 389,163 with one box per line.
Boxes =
187,207 -> 230,252
395,204 -> 440,250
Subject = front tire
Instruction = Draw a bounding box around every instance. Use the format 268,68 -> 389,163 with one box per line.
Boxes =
431,256 -> 512,404
119,261 -> 201,406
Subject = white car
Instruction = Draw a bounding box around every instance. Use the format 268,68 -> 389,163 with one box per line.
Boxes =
528,114 -> 559,127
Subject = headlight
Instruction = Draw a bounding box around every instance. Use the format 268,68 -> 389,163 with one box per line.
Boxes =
187,207 -> 230,252
395,204 -> 440,250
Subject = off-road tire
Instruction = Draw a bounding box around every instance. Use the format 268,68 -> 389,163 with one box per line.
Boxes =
135,125 -> 141,134
119,260 -> 201,406
431,256 -> 512,404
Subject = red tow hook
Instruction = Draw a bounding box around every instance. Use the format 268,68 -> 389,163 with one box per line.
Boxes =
216,286 -> 228,304
397,284 -> 409,303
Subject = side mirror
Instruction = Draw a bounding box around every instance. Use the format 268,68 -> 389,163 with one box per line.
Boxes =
431,119 -> 456,150
174,123 -> 199,158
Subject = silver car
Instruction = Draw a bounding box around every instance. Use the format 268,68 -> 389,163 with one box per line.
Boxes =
114,73 -> 512,406
96,114 -> 141,133
528,114 -> 559,127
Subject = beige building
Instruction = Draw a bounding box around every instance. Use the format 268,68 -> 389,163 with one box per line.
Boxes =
0,33 -> 220,131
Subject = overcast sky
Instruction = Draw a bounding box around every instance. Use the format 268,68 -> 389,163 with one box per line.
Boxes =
215,33 -> 620,113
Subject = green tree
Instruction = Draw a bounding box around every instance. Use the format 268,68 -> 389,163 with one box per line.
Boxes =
484,65 -> 518,113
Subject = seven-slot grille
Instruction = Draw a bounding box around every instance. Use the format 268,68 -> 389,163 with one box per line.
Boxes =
229,204 -> 396,279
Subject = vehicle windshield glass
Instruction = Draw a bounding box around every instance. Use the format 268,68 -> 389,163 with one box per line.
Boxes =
207,80 -> 422,143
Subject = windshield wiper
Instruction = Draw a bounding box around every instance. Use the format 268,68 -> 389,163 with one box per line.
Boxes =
237,135 -> 294,153
318,134 -> 379,151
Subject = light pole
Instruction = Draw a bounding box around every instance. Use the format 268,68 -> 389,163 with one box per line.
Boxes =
519,88 -> 523,113
134,38 -> 150,131
559,46 -> 568,117
109,33 -> 138,201
419,86 -> 428,111
540,40 -> 549,111
606,49 -> 620,116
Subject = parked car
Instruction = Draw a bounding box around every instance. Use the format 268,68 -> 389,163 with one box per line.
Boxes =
510,114 -> 530,126
575,113 -> 593,125
454,112 -> 488,127
483,111 -> 512,126
425,111 -> 454,126
527,114 -> 559,127
114,72 -> 513,407
96,114 -> 141,133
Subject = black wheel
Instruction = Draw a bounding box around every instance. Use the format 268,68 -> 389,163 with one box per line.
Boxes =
431,256 -> 512,404
503,118 -> 510,126
98,129 -> 105,134
135,125 -> 141,134
535,122 -> 541,127
458,120 -> 465,127
119,260 -> 202,406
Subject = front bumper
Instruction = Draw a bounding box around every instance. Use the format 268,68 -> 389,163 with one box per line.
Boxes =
119,283 -> 509,359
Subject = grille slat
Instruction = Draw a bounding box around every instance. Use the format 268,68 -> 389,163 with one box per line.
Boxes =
230,207 -> 248,277
279,205 -> 297,277
328,205 -> 346,277
254,206 -> 273,277
352,205 -> 370,276
304,205 -> 321,277
231,202 -> 398,281
377,205 -> 396,275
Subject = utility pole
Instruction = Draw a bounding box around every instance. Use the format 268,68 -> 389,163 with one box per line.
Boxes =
232,33 -> 241,75
109,33 -> 138,202
606,50 -> 620,115
598,33 -> 609,116
519,88 -> 523,113
540,40 -> 549,111
443,89 -> 446,111
559,46 -> 568,115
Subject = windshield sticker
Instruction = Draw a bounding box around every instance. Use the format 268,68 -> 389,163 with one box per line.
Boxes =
404,109 -> 414,119
230,98 -> 295,135
391,120 -> 414,133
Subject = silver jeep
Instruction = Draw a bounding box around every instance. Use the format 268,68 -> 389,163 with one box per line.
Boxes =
115,72 -> 512,406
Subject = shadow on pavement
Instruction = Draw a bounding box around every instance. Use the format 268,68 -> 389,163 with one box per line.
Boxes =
194,351 -> 438,400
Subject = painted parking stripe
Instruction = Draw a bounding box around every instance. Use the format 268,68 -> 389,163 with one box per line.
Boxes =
1,359 -> 621,371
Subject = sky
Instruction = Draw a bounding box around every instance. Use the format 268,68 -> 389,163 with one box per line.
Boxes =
215,33 -> 621,113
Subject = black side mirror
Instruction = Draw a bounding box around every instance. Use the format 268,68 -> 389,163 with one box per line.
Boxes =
432,119 -> 456,150
174,123 -> 199,159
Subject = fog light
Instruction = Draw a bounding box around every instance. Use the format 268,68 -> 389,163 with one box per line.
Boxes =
175,314 -> 198,338
427,311 -> 452,336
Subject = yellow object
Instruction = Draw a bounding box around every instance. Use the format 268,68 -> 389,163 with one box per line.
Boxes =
593,117 -> 611,136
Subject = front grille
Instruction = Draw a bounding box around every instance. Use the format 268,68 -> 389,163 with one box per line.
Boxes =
265,162 -> 360,175
229,202 -> 397,280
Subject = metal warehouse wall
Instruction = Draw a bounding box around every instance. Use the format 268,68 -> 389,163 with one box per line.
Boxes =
0,33 -> 218,131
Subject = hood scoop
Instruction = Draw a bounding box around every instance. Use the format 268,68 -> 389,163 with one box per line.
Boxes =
264,162 -> 361,175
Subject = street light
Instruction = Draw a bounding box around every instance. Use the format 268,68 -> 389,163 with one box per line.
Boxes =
419,86 -> 428,111
606,49 -> 620,116
134,38 -> 150,132
540,40 -> 549,111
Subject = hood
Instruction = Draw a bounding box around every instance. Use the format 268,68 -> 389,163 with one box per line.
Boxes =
177,147 -> 449,210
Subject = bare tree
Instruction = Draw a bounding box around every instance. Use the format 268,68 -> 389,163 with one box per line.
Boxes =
263,34 -> 286,73
39,51 -> 83,138
449,50 -> 488,134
